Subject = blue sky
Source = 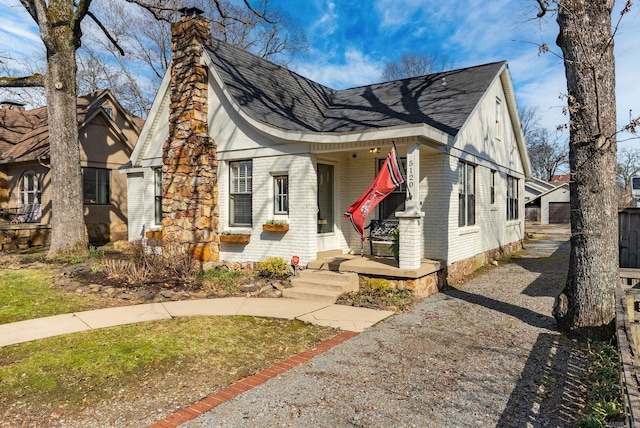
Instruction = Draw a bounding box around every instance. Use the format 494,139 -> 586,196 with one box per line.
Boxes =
1,0 -> 639,148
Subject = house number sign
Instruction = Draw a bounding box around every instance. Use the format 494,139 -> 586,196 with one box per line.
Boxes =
406,143 -> 419,206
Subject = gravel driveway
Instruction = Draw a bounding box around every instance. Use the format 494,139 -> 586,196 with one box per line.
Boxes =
182,225 -> 586,427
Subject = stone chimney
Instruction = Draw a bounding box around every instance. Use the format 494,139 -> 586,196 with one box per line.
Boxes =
162,8 -> 219,262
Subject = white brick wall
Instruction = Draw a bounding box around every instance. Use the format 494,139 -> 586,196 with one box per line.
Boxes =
399,216 -> 421,269
218,154 -> 320,265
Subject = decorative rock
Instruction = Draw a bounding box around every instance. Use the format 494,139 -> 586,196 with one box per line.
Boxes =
160,290 -> 175,299
240,283 -> 258,292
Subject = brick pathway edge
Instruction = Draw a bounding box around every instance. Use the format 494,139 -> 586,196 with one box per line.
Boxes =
149,331 -> 359,428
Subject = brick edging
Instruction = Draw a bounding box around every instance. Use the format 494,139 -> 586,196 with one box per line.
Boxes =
149,330 -> 359,427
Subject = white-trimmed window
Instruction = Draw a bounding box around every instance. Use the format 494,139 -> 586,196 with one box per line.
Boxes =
273,175 -> 288,215
490,170 -> 496,205
83,168 -> 110,204
154,168 -> 162,225
495,97 -> 503,141
507,175 -> 519,221
230,160 -> 252,226
19,170 -> 40,205
458,161 -> 475,227
378,157 -> 407,220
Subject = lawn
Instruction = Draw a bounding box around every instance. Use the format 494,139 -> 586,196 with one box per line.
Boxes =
0,264 -> 339,425
0,316 -> 338,426
0,268 -> 112,324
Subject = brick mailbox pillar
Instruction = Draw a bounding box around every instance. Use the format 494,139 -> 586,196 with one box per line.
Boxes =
396,142 -> 423,270
162,9 -> 219,261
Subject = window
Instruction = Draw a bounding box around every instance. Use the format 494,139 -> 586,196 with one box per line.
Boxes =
19,170 -> 40,205
507,175 -> 519,221
273,175 -> 288,215
83,168 -> 110,204
230,160 -> 252,226
458,161 -> 475,227
495,97 -> 502,141
491,170 -> 496,205
378,157 -> 407,220
154,168 -> 162,225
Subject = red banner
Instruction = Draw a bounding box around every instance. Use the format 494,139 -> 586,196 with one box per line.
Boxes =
344,147 -> 405,241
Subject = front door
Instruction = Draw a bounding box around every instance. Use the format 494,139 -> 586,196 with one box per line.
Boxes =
317,163 -> 337,252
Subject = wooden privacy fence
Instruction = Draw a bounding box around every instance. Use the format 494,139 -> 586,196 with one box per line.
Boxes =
616,285 -> 640,427
620,208 -> 640,269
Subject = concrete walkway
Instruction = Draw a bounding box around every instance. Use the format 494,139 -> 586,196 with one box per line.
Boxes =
0,297 -> 394,348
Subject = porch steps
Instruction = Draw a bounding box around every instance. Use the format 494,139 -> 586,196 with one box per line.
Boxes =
283,270 -> 359,303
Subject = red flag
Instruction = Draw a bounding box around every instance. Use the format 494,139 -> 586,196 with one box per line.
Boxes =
344,147 -> 405,241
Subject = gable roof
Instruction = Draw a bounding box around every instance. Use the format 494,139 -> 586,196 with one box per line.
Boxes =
0,90 -> 140,163
204,38 -> 505,137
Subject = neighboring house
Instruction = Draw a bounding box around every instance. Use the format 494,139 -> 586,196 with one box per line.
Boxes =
525,180 -> 570,224
524,177 -> 555,204
0,90 -> 141,245
126,11 -> 531,276
551,173 -> 571,184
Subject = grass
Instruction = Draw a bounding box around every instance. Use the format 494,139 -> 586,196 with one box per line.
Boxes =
0,316 -> 337,412
0,269 -> 108,324
195,268 -> 246,294
575,340 -> 625,427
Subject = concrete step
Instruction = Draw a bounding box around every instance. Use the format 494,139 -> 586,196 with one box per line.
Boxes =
294,270 -> 359,291
282,286 -> 343,303
291,278 -> 354,293
285,270 -> 360,303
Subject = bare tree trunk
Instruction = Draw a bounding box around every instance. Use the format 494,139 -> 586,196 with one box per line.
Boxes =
42,2 -> 88,257
552,0 -> 617,337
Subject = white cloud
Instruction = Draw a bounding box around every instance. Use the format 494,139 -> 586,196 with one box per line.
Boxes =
0,4 -> 44,68
308,0 -> 339,38
292,47 -> 384,89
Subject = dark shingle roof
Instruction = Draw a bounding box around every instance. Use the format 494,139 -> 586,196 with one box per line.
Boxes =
205,38 -> 505,136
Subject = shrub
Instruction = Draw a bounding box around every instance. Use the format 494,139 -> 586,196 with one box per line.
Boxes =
337,277 -> 415,312
103,239 -> 196,286
256,257 -> 290,279
196,269 -> 245,294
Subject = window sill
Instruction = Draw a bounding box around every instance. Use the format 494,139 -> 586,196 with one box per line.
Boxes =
458,226 -> 480,236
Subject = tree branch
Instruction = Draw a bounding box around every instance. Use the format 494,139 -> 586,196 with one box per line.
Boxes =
536,0 -> 548,17
19,0 -> 38,22
0,74 -> 45,87
241,0 -> 276,24
121,0 -> 177,22
86,11 -> 125,56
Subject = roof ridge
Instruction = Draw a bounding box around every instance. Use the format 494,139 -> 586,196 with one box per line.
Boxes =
204,37 -> 507,136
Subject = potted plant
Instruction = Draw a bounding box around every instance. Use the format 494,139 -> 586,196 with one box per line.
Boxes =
145,229 -> 162,239
390,229 -> 400,263
219,232 -> 251,244
262,219 -> 289,232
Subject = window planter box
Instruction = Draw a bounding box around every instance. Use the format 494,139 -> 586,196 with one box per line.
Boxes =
262,223 -> 289,232
145,230 -> 162,239
220,234 -> 251,244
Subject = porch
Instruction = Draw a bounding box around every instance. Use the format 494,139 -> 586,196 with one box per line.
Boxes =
308,250 -> 444,279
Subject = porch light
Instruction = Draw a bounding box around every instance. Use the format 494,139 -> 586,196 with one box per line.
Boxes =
369,148 -> 380,154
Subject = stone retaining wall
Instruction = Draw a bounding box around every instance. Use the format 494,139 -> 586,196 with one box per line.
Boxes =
0,225 -> 51,251
446,240 -> 524,283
